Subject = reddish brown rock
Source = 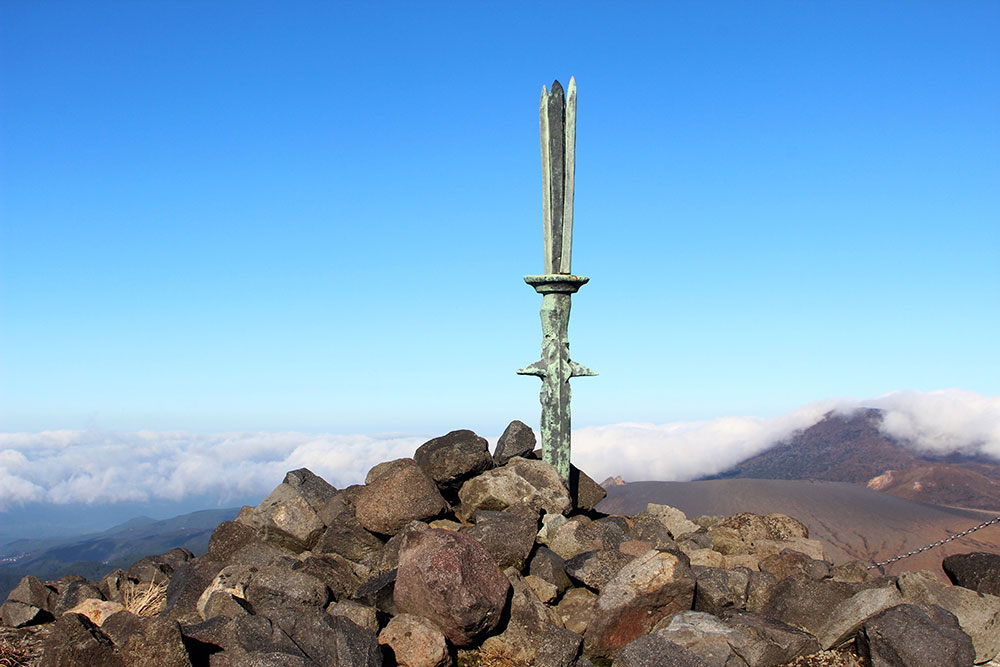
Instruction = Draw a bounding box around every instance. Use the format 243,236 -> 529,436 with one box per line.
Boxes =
394,529 -> 510,646
354,459 -> 448,536
378,613 -> 451,667
583,549 -> 696,659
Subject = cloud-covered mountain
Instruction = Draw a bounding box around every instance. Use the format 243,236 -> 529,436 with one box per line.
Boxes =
1,388 -> 996,535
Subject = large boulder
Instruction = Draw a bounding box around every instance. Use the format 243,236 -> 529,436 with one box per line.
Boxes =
943,551 -> 1000,597
250,468 -> 338,553
691,566 -> 751,616
896,569 -> 1000,663
855,603 -> 975,667
564,549 -> 635,591
583,549 -> 697,659
760,575 -> 861,637
613,633 -> 710,667
652,611 -> 750,667
354,459 -> 449,536
394,529 -> 510,646
457,457 -> 570,520
414,429 -> 494,492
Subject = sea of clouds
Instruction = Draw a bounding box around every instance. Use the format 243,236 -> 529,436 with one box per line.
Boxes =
1,389 -> 998,513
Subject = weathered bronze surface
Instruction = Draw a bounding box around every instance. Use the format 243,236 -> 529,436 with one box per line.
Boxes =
519,78 -> 595,481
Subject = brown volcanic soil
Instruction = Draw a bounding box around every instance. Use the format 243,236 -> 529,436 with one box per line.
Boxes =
598,478 -> 1000,580
867,464 -> 1000,512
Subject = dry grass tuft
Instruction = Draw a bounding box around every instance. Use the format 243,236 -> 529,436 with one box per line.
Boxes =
120,580 -> 167,617
456,645 -> 533,667
0,636 -> 30,667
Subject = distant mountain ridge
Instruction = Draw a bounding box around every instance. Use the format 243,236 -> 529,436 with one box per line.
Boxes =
702,408 -> 1000,511
0,507 -> 239,601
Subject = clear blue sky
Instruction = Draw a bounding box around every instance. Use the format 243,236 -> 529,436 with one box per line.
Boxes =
2,1 -> 998,436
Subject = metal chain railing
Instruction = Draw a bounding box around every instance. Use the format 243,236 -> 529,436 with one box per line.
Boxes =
867,515 -> 1000,572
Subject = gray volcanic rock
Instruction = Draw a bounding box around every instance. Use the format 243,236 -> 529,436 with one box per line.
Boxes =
354,459 -> 448,536
38,612 -> 122,667
760,575 -> 861,636
126,547 -> 194,585
265,607 -> 384,666
162,558 -> 226,624
457,456 -> 570,520
251,468 -> 337,553
461,510 -> 538,570
758,550 -> 832,582
691,565 -> 751,616
569,464 -> 607,511
564,549 -> 635,591
1,576 -> 56,627
943,551 -> 1000,596
315,493 -> 385,566
494,420 -> 537,465
722,610 -> 820,666
292,553 -> 365,602
529,546 -> 573,595
653,611 -> 750,667
557,587 -> 597,635
243,566 -> 330,615
614,633 -> 710,667
583,549 -> 696,659
856,603 -> 975,667
353,570 -> 398,616
394,529 -> 510,646
414,429 -> 494,491
113,614 -> 192,667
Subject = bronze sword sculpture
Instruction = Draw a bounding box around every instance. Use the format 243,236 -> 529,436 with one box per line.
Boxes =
518,77 -> 596,482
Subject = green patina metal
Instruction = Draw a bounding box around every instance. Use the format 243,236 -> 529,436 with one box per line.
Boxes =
518,77 -> 596,482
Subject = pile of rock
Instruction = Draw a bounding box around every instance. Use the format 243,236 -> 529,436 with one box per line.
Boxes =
3,422 -> 1000,667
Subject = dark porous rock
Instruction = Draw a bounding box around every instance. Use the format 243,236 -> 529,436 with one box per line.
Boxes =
292,553 -> 364,602
494,420 -> 536,465
376,520 -> 429,574
691,565 -> 751,616
583,549 -> 696,659
943,551 -> 1000,597
38,612 -> 123,667
856,603 -> 975,667
758,550 -> 833,582
113,614 -> 192,667
760,575 -> 860,636
569,464 -> 607,511
461,510 -> 538,570
262,606 -> 384,666
162,557 -> 226,624
353,569 -> 398,616
482,569 -> 580,667
354,459 -> 448,536
613,632 -> 710,667
415,429 -> 494,492
745,569 -> 780,613
315,493 -> 385,566
457,456 -> 571,520
208,520 -> 276,562
99,569 -> 128,602
564,549 -> 635,591
243,566 -> 330,615
586,517 -> 627,551
226,614 -> 309,665
722,609 -> 821,666
126,547 -> 194,585
53,579 -> 105,617
251,468 -> 337,553
394,528 -> 511,646
1,576 -> 56,627
627,513 -> 678,551
529,545 -> 573,595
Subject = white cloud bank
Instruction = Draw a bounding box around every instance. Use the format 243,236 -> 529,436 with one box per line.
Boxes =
1,389 -> 998,510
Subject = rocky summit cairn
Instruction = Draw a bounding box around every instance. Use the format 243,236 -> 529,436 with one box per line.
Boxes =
518,77 -> 597,483
3,423 -> 1000,667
